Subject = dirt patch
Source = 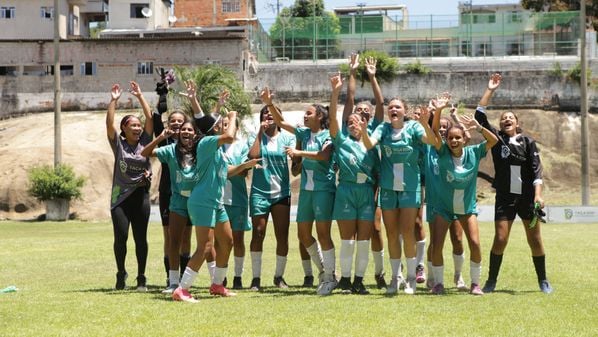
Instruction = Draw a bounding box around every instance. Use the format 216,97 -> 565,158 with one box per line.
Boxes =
0,108 -> 596,221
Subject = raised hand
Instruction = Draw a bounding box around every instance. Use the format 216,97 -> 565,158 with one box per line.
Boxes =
365,56 -> 377,77
460,114 -> 481,131
330,72 -> 343,92
260,87 -> 273,105
160,128 -> 175,139
419,105 -> 430,123
219,90 -> 230,105
433,92 -> 451,111
349,53 -> 359,73
184,79 -> 197,98
110,84 -> 122,101
488,73 -> 502,91
129,81 -> 142,98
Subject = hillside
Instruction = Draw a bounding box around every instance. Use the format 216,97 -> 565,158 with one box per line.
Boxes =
0,106 -> 597,220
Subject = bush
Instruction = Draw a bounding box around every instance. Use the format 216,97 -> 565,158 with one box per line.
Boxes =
402,59 -> 431,75
549,61 -> 563,77
338,50 -> 399,86
567,61 -> 592,85
28,164 -> 85,201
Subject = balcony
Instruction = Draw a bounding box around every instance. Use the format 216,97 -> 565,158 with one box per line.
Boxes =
68,0 -> 88,6
79,0 -> 108,14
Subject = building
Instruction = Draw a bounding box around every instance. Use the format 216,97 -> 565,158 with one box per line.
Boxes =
173,0 -> 255,27
0,0 -> 108,39
105,0 -> 170,31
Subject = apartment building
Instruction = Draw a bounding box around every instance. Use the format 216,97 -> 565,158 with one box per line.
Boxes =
174,0 -> 255,27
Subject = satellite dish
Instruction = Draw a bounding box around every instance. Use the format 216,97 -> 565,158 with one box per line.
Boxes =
141,7 -> 153,18
168,15 -> 177,23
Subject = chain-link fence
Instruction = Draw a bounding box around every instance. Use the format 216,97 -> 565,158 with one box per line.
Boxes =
250,11 -> 581,62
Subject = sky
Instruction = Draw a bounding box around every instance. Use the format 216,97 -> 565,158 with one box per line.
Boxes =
255,0 -> 521,19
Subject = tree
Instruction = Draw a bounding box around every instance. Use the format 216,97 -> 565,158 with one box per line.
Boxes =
521,0 -> 598,30
268,0 -> 341,60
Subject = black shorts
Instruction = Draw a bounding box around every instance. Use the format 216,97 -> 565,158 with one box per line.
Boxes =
494,192 -> 534,221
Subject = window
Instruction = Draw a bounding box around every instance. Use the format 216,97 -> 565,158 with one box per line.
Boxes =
80,62 -> 97,76
41,7 -> 54,20
222,0 -> 241,13
0,66 -> 18,76
510,12 -> 522,23
130,3 -> 149,18
137,61 -> 153,75
1,7 -> 15,19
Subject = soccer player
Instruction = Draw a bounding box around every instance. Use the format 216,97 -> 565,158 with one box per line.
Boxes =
260,88 -> 337,295
105,81 -> 153,291
476,73 -> 553,294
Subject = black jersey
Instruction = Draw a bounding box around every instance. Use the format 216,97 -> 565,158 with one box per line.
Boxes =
474,107 -> 542,197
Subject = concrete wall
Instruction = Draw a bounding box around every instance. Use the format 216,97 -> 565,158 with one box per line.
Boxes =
0,0 -> 72,39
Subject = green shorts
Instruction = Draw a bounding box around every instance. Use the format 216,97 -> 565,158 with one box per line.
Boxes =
333,183 -> 375,221
188,204 -> 229,228
250,193 -> 291,217
378,188 -> 421,210
431,205 -> 468,223
169,193 -> 189,218
225,205 -> 251,231
296,190 -> 335,223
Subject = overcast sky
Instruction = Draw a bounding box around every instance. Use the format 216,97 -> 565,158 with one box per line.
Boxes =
255,0 -> 521,18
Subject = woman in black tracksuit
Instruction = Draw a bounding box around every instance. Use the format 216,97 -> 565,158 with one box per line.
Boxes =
475,73 -> 552,294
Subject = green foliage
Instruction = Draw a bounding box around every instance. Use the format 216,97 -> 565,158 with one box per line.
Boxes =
338,50 -> 399,86
402,59 -> 431,75
456,102 -> 467,115
174,65 -> 252,120
567,61 -> 592,85
268,0 -> 341,60
28,164 -> 85,201
549,61 -> 564,77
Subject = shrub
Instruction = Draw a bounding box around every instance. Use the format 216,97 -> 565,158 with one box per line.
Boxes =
28,164 -> 85,201
567,61 -> 592,85
402,59 -> 431,75
338,50 -> 399,86
549,61 -> 563,77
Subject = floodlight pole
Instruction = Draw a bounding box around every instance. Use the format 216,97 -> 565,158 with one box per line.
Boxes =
580,0 -> 590,204
54,0 -> 62,167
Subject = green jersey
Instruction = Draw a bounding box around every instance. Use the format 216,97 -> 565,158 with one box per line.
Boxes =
250,131 -> 295,199
155,143 -> 200,198
295,127 -> 335,192
188,136 -> 228,209
332,131 -> 379,186
371,121 -> 425,192
435,142 -> 487,215
222,140 -> 250,207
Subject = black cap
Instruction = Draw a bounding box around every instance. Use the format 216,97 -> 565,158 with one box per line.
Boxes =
197,114 -> 221,135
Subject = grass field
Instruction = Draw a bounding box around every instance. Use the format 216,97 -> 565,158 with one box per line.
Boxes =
1,220 -> 597,337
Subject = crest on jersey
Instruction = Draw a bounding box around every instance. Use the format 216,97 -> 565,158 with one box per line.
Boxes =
384,145 -> 392,157
446,171 -> 454,183
500,145 -> 510,159
119,160 -> 128,173
349,154 -> 358,166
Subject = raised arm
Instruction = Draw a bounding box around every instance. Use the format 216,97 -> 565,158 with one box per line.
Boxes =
218,110 -> 237,146
461,114 -> 498,151
180,79 -> 204,119
213,89 -> 230,114
260,87 -> 295,134
475,73 -> 502,131
418,105 -> 441,150
106,84 -> 122,141
361,119 -> 378,150
141,128 -> 174,158
129,81 -> 153,137
342,53 -> 359,123
365,56 -> 384,123
329,73 -> 343,138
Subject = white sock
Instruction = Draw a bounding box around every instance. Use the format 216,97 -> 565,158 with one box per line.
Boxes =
427,261 -> 435,283
470,261 -> 482,285
207,261 -> 216,282
179,267 -> 198,290
213,267 -> 227,285
168,270 -> 180,286
302,259 -> 313,277
406,257 -> 417,280
432,265 -> 444,286
390,258 -> 402,278
354,240 -> 370,278
306,242 -> 324,273
234,256 -> 244,277
251,251 -> 262,278
275,255 -> 287,277
372,250 -> 384,275
453,253 -> 465,275
416,239 -> 426,267
322,248 -> 336,277
340,240 -> 355,278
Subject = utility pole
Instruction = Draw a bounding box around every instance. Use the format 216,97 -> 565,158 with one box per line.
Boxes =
312,0 -> 316,62
53,0 -> 62,167
580,0 -> 590,204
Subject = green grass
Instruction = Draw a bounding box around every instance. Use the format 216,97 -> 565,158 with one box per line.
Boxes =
1,220 -> 597,336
